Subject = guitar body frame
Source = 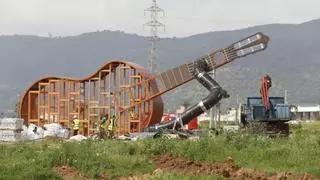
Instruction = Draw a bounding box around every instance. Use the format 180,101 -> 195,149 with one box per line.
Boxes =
19,60 -> 164,136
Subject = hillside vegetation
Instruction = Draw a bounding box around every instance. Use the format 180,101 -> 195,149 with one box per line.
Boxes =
1,20 -> 320,112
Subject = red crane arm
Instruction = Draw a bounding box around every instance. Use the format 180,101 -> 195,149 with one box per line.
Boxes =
260,75 -> 272,110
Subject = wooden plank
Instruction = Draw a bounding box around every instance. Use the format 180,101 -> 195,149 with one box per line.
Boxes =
69,92 -> 80,95
58,120 -> 70,123
130,120 -> 140,123
154,75 -> 165,90
180,64 -> 193,80
101,69 -> 110,72
99,106 -> 109,109
120,66 -> 131,69
172,67 -> 183,85
39,83 -> 49,86
177,65 -> 185,81
164,71 -> 172,89
28,92 -> 31,121
98,71 -> 102,127
29,90 -> 39,93
130,75 -> 141,78
91,77 -> 100,81
49,92 -> 59,95
160,72 -> 170,89
157,75 -> 166,90
120,85 -> 130,88
49,79 -> 60,83
167,69 -> 177,88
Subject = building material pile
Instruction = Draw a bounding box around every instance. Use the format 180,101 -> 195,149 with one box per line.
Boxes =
69,135 -> 87,142
0,118 -> 24,142
0,118 -> 71,142
25,123 -> 70,140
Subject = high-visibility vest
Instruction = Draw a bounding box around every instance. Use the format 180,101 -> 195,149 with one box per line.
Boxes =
108,117 -> 116,131
130,110 -> 135,120
100,117 -> 107,129
73,119 -> 80,130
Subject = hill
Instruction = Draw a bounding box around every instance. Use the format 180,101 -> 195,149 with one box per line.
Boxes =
1,19 -> 320,112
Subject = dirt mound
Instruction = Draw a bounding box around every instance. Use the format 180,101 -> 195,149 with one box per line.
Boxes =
117,174 -> 151,180
55,165 -> 112,180
55,165 -> 89,180
152,154 -> 316,180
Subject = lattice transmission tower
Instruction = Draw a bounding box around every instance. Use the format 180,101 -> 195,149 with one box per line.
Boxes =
143,0 -> 165,73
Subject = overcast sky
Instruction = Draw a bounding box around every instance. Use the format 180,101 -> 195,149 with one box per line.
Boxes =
1,0 -> 320,37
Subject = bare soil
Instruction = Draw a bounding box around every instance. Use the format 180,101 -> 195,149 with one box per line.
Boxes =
54,155 -> 317,180
152,154 -> 316,180
55,165 -> 89,180
55,165 -> 112,180
117,174 -> 152,180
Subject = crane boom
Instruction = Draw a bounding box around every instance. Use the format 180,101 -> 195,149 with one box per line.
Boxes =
260,75 -> 272,111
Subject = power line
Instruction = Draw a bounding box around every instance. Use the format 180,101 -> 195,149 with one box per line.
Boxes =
143,0 -> 165,74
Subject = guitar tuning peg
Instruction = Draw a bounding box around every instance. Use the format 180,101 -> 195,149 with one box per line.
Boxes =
233,33 -> 263,50
236,43 -> 266,57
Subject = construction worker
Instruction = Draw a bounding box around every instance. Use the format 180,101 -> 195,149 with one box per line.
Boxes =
100,114 -> 108,139
72,115 -> 80,136
130,108 -> 135,120
129,108 -> 134,130
107,115 -> 116,138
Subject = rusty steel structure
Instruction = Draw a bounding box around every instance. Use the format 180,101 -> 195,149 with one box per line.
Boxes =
20,32 -> 269,136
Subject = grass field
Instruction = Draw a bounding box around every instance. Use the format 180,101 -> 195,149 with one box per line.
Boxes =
0,122 -> 319,179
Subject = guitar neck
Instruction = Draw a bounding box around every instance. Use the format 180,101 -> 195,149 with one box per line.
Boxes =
154,32 -> 270,93
155,64 -> 192,91
119,32 -> 269,111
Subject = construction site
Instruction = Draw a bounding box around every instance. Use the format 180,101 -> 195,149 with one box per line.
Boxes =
1,1 -> 320,180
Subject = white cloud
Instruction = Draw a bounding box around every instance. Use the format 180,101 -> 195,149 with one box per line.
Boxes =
0,0 -> 320,37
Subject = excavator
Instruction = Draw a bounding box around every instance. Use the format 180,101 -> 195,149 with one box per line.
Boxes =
240,75 -> 293,136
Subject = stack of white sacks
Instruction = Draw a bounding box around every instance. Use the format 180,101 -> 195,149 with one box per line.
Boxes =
0,118 -> 24,142
23,123 -> 70,140
0,118 -> 88,142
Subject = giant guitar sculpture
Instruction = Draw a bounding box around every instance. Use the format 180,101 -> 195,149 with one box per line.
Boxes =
20,32 -> 269,136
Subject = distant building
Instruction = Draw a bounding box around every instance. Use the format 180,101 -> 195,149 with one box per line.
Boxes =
198,112 -> 210,122
292,104 -> 320,120
220,108 -> 241,123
